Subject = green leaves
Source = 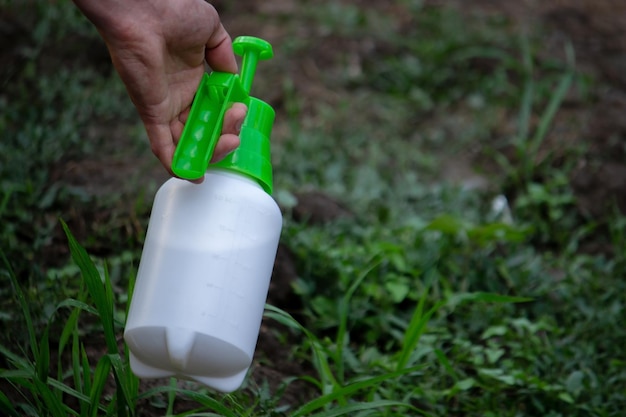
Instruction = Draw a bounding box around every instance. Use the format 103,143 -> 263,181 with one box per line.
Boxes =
61,219 -> 118,356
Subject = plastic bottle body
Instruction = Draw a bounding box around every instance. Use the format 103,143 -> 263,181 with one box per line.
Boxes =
124,169 -> 282,392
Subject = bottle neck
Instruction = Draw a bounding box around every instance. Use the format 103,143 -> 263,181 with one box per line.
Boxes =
206,167 -> 264,191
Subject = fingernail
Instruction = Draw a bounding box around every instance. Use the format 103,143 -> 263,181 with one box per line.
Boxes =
235,120 -> 243,134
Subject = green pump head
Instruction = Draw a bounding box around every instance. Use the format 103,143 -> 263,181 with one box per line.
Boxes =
171,36 -> 275,194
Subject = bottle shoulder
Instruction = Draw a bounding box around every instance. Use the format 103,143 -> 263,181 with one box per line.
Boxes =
156,171 -> 281,213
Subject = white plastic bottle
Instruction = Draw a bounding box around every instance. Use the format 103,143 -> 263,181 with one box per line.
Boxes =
124,169 -> 282,392
124,36 -> 281,392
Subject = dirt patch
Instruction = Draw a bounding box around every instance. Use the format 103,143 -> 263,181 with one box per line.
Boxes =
439,0 -> 626,219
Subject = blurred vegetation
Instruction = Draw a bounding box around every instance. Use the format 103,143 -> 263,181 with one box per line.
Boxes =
1,0 -> 625,416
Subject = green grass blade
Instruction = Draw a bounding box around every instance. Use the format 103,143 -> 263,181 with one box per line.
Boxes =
88,355 -> 112,417
0,343 -> 34,372
35,325 -> 50,384
123,343 -> 140,409
306,400 -> 415,417
137,386 -> 238,417
433,348 -> 458,382
517,34 -> 534,149
102,262 -> 121,355
0,369 -> 33,379
396,291 -> 445,372
71,331 -> 89,417
56,298 -> 101,317
529,71 -> 574,154
1,250 -> 39,362
528,71 -> 574,157
33,377 -> 72,417
166,377 -> 177,416
108,353 -> 137,415
335,258 -> 381,385
60,219 -> 118,355
57,305 -> 81,385
0,390 -> 21,417
264,305 -> 339,392
291,365 -> 423,417
446,292 -> 533,306
47,377 -> 91,405
523,64 -> 574,182
58,299 -> 85,356
81,343 -> 93,402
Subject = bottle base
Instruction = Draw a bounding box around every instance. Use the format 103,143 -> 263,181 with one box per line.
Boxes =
128,351 -> 249,393
125,326 -> 251,392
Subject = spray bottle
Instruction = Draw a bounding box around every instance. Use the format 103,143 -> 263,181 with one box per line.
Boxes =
124,36 -> 282,393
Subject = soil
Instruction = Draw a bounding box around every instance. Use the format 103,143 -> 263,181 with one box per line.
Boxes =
2,0 -> 626,414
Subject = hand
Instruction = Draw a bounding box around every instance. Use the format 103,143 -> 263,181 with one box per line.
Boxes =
73,0 -> 245,180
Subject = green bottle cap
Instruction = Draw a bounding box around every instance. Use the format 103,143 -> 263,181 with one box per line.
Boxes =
172,36 -> 275,194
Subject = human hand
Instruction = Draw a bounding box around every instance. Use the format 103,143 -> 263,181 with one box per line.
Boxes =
73,0 -> 245,180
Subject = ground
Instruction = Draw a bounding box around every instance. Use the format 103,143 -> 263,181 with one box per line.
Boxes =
250,0 -> 626,400
2,0 -> 626,414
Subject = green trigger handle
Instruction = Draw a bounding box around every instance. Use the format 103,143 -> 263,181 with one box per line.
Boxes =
172,36 -> 273,180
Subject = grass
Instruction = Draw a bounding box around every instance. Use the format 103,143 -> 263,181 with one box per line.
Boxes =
1,0 -> 626,416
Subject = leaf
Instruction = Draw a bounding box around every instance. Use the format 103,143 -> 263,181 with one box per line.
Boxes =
558,392 -> 575,404
454,378 -> 476,391
385,280 -> 410,303
397,292 -> 446,371
60,219 -> 118,355
565,370 -> 584,397
447,292 -> 532,309
291,367 -> 423,417
35,325 -> 50,384
335,258 -> 380,384
89,355 -> 112,417
307,400 -> 417,417
47,377 -> 91,405
108,353 -> 137,413
58,306 -> 81,362
264,305 -> 340,392
33,377 -> 69,417
434,348 -> 457,381
478,368 -> 517,386
481,325 -> 508,339
0,390 -> 20,417
136,387 -> 238,417
468,223 -> 529,245
1,250 -> 39,362
425,215 -> 468,235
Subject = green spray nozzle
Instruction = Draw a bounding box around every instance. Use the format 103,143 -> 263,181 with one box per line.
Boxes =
234,36 -> 274,93
171,36 -> 275,193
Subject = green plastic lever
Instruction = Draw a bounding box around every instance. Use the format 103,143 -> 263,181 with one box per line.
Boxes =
171,36 -> 274,181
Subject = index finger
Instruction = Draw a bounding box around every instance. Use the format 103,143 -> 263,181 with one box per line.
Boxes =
204,19 -> 238,73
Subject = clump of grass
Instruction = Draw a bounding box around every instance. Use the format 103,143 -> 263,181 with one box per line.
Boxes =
1,220 -> 537,416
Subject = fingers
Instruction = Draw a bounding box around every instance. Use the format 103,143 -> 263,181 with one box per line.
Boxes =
211,134 -> 240,163
147,102 -> 245,182
145,122 -> 177,177
205,30 -> 237,73
210,102 -> 247,163
222,102 -> 247,135
202,4 -> 238,73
